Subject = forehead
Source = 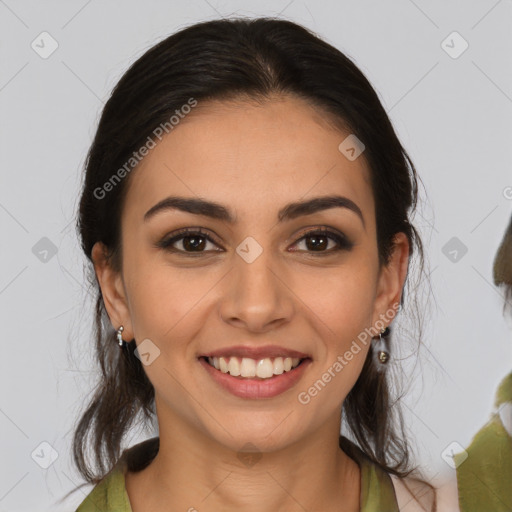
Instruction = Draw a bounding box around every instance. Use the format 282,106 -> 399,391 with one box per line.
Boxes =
123,95 -> 375,227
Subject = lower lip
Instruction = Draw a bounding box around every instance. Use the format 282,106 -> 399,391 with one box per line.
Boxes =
199,357 -> 312,399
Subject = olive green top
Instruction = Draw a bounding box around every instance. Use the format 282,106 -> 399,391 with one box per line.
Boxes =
455,372 -> 512,512
75,436 -> 400,511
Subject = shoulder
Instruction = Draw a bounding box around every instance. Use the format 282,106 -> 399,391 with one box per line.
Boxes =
341,436 -> 421,511
455,381 -> 512,511
496,371 -> 512,435
75,465 -> 129,512
390,474 -> 437,512
75,437 -> 159,512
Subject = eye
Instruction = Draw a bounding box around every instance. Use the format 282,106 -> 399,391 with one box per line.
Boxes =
156,227 -> 353,255
290,228 -> 354,254
156,228 -> 223,254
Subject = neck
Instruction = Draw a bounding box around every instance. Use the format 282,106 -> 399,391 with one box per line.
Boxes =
125,404 -> 360,512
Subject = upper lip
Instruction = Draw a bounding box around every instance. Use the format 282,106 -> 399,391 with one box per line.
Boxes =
200,345 -> 311,360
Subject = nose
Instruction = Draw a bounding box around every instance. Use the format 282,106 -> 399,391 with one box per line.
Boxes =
218,244 -> 295,332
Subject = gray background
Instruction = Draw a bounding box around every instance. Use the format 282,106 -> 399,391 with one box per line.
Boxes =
0,1 -> 511,510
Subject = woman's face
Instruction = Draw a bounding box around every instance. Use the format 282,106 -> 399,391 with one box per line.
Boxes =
94,95 -> 408,453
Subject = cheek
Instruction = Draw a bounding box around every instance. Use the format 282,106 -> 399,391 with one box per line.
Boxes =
123,250 -> 221,345
292,264 -> 377,398
295,264 -> 378,341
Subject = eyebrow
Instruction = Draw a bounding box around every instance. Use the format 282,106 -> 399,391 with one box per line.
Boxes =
144,194 -> 365,228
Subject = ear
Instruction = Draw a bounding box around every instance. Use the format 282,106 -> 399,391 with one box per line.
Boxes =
371,232 -> 410,326
91,241 -> 134,342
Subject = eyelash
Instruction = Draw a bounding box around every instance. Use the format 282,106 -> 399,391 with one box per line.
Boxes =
156,227 -> 354,256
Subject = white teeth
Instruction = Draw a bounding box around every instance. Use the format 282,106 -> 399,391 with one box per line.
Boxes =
219,357 -> 229,373
228,357 -> 241,376
273,357 -> 284,375
256,358 -> 274,378
206,355 -> 303,379
240,358 -> 256,377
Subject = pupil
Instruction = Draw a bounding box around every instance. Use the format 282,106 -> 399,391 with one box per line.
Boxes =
184,236 -> 205,251
306,235 -> 327,251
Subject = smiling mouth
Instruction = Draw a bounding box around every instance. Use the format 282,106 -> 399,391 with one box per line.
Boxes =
200,355 -> 310,379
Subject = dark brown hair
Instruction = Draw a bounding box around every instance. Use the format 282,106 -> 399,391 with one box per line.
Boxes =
73,16 -> 428,488
493,214 -> 512,310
